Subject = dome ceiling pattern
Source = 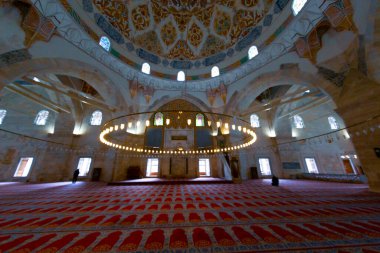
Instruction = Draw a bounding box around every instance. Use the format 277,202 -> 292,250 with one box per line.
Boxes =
92,0 -> 273,61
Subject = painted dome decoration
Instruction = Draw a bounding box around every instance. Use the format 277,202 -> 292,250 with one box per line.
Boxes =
63,0 -> 292,80
92,0 -> 273,61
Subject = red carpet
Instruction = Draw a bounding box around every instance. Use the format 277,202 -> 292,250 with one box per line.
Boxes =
0,179 -> 379,252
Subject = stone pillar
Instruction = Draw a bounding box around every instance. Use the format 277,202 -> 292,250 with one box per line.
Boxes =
335,69 -> 380,192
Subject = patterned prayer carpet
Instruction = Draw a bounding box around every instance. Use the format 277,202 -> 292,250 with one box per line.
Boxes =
0,179 -> 380,252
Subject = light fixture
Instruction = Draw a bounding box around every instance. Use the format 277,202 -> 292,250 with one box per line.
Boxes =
99,110 -> 257,156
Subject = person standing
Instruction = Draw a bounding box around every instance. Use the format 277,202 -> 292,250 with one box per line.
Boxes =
72,169 -> 80,184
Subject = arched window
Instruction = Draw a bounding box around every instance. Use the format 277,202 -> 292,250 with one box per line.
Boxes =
196,114 -> 205,127
0,109 -> 6,124
142,62 -> 150,75
34,110 -> 49,126
154,112 -> 163,126
292,0 -> 308,16
328,116 -> 339,130
211,66 -> 220,77
248,45 -> 258,59
99,36 -> 111,51
250,114 -> 260,128
90,110 -> 102,126
177,71 -> 185,81
293,115 -> 304,129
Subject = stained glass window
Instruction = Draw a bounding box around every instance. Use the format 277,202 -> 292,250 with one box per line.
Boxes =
0,109 -> 6,124
154,112 -> 163,126
196,114 -> 205,127
90,110 -> 102,126
293,115 -> 304,129
250,114 -> 260,128
99,36 -> 111,51
34,110 -> 49,126
328,116 -> 339,130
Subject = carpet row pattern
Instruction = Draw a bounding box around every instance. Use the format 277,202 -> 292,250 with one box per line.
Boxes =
0,179 -> 379,252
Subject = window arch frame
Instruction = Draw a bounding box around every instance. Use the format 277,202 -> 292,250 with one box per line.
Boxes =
99,36 -> 111,52
34,110 -> 49,126
141,62 -> 151,75
0,109 -> 6,124
328,116 -> 339,130
195,113 -> 205,127
292,0 -> 308,16
248,45 -> 258,60
154,112 -> 164,126
90,110 -> 103,126
211,66 -> 220,77
177,71 -> 185,81
250,114 -> 260,128
293,115 -> 305,129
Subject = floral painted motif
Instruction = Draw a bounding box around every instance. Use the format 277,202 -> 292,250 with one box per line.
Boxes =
187,23 -> 203,48
161,21 -> 178,46
213,10 -> 232,37
131,5 -> 150,31
91,0 -> 273,60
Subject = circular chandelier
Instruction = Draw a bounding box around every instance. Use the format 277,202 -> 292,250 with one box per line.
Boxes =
99,110 -> 257,156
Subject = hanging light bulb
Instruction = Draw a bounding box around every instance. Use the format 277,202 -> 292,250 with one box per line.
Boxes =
145,120 -> 150,127
187,119 -> 191,126
136,121 -> 141,127
208,120 -> 212,127
232,124 -> 235,130
128,122 -> 132,128
224,123 -> 229,129
216,121 -> 221,128
238,126 -> 242,131
243,127 -> 247,133
166,118 -> 170,126
120,124 -> 125,130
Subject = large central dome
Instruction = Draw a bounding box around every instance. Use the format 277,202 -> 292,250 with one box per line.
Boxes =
93,0 -> 273,60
